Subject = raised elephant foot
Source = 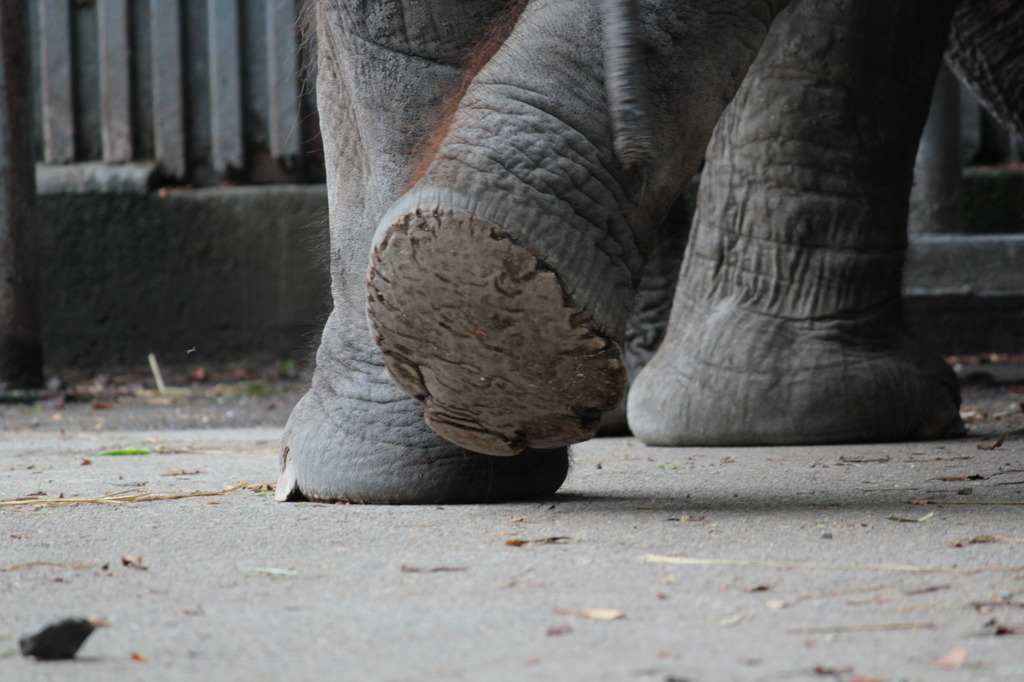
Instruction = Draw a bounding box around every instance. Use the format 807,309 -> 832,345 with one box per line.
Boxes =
278,345 -> 568,503
367,195 -> 627,457
627,302 -> 965,446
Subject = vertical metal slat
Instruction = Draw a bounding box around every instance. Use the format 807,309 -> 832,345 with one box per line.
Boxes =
266,0 -> 300,160
39,0 -> 74,163
151,0 -> 185,178
208,0 -> 243,173
97,0 -> 132,162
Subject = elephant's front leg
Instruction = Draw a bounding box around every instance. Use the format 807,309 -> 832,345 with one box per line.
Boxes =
367,0 -> 789,455
629,0 -> 966,445
279,0 -> 569,503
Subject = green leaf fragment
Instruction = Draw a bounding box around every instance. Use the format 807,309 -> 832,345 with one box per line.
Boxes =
95,448 -> 151,456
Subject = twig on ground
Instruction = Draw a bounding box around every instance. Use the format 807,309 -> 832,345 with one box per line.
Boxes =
643,554 -> 1024,574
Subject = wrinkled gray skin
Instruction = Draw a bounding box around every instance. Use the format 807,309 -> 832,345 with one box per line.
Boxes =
280,0 -> 1021,503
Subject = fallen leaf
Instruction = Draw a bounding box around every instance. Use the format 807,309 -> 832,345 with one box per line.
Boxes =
505,536 -> 571,547
131,652 -> 147,662
18,617 -> 106,660
92,403 -> 113,410
839,455 -> 891,463
122,555 -> 147,570
931,646 -> 966,669
886,511 -> 935,523
80,459 -> 91,466
243,567 -> 298,577
748,585 -> 771,592
910,499 -> 1024,506
717,613 -> 743,627
791,622 -> 935,634
554,608 -> 625,621
668,515 -> 709,523
642,554 -> 1024,573
977,435 -> 1006,451
509,517 -> 527,523
974,619 -> 1019,636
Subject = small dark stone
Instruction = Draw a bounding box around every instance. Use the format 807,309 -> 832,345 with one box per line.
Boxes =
19,618 -> 97,660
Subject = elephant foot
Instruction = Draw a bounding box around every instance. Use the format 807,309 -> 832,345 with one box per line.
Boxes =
278,361 -> 569,503
367,199 -> 627,457
627,301 -> 965,446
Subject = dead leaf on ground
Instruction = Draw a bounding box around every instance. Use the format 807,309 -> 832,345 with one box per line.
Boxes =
238,482 -> 275,492
643,554 -> 1024,573
505,536 -> 571,547
554,608 -> 625,621
546,625 -> 573,636
717,613 -> 744,627
931,646 -> 967,669
975,619 -> 1019,636
911,499 -> 1024,506
839,455 -> 891,463
1,561 -> 92,572
509,516 -> 527,522
977,435 -> 1007,451
790,621 -> 935,635
886,511 -> 935,523
131,652 -> 147,662
121,555 -> 147,570
952,535 -> 1024,547
243,567 -> 298,577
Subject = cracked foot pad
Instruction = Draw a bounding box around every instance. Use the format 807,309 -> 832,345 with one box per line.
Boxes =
367,207 -> 626,456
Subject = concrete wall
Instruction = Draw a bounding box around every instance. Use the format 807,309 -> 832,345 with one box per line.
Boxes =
34,174 -> 1022,373
37,183 -> 329,370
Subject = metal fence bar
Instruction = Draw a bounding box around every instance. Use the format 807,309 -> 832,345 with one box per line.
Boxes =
38,0 -> 74,163
0,0 -> 43,387
151,0 -> 186,178
97,0 -> 132,162
266,0 -> 301,160
208,0 -> 243,173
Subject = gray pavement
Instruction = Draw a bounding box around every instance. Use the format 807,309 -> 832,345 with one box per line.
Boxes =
2,417 -> 1023,681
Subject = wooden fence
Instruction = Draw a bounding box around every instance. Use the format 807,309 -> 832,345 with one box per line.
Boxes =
30,0 -> 321,186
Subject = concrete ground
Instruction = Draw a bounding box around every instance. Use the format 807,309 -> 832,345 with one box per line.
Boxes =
1,381 -> 1022,681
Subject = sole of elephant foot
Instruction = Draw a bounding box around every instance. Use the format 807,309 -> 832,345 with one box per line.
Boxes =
367,208 -> 627,457
627,303 -> 965,446
277,386 -> 570,504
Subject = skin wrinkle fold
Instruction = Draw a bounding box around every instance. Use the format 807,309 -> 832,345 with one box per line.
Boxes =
433,91 -> 640,270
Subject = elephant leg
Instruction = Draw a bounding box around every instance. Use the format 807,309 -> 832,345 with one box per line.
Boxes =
600,196 -> 691,435
279,0 -> 568,503
946,0 -> 1024,139
629,0 -> 966,445
367,0 -> 790,456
